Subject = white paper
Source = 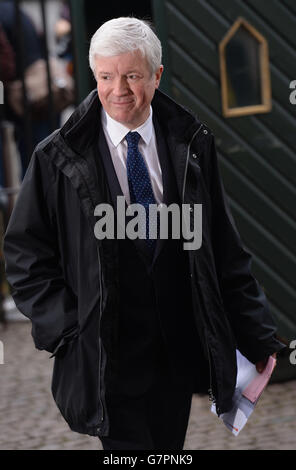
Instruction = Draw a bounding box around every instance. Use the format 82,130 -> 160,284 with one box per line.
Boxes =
211,350 -> 260,436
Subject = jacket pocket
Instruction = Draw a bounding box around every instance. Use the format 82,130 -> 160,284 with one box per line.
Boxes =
50,324 -> 79,358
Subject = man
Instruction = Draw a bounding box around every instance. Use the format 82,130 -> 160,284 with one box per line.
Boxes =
3,17 -> 285,450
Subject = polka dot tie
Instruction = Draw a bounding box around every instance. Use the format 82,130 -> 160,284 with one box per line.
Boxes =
126,131 -> 157,251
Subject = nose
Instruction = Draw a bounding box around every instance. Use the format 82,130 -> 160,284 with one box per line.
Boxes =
113,77 -> 129,96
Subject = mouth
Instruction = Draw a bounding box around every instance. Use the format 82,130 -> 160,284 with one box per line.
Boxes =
111,100 -> 134,106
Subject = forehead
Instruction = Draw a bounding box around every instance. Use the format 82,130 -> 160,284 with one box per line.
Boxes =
95,50 -> 150,73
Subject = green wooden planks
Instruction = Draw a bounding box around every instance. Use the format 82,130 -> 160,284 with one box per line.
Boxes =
170,77 -> 296,340
169,44 -> 296,222
207,0 -> 296,77
245,0 -> 296,48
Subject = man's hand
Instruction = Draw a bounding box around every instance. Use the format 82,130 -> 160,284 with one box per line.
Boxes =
255,352 -> 277,373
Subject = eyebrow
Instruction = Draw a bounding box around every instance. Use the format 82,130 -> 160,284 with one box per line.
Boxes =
125,70 -> 142,74
98,70 -> 143,75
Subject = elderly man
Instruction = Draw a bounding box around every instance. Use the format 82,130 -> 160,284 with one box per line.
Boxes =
3,17 -> 284,450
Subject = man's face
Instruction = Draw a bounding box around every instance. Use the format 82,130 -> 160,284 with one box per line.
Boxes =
95,50 -> 163,129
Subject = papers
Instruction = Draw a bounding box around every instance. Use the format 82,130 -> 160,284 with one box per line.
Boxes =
211,350 -> 276,436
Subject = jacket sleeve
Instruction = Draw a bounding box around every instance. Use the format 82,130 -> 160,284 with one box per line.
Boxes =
207,134 -> 285,363
3,149 -> 78,354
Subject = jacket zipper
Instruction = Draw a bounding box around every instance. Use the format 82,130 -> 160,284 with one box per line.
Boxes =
205,337 -> 216,406
196,282 -> 218,409
182,123 -> 218,410
96,244 -> 106,430
181,124 -> 203,204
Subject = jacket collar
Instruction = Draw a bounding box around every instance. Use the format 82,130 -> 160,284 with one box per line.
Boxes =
60,88 -> 202,156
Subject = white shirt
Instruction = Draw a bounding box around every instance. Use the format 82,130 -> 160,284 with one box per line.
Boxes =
101,107 -> 163,205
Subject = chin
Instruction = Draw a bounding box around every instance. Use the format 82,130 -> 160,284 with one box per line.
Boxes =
112,111 -> 134,126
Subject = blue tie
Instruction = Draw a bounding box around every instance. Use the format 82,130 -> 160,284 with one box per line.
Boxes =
125,131 -> 157,251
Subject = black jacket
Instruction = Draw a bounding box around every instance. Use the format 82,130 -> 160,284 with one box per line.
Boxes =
3,89 -> 285,437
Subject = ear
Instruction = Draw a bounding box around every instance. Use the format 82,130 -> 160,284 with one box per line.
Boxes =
155,65 -> 164,89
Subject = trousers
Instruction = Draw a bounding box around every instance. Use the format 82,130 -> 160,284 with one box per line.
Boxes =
100,339 -> 194,450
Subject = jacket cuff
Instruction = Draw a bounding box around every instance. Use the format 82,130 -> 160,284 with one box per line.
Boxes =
49,324 -> 79,358
243,337 -> 287,364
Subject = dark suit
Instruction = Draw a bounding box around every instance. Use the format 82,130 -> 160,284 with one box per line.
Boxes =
94,115 -> 206,450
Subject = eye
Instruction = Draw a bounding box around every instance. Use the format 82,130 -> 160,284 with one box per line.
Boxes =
100,75 -> 112,81
127,74 -> 139,80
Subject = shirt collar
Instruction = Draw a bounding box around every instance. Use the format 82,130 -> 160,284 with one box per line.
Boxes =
101,106 -> 153,147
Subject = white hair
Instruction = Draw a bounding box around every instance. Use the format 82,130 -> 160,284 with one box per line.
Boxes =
89,17 -> 162,77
